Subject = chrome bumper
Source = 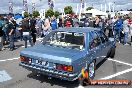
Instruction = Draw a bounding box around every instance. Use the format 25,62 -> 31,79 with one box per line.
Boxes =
19,62 -> 78,81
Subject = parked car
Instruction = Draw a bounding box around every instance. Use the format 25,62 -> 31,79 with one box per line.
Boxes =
19,27 -> 116,85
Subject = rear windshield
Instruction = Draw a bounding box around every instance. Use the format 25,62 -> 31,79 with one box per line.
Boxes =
43,31 -> 85,50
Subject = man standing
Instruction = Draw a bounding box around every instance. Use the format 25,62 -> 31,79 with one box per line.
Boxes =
114,16 -> 123,43
50,15 -> 57,30
123,17 -> 129,45
8,17 -> 15,51
22,18 -> 33,48
0,16 -> 4,51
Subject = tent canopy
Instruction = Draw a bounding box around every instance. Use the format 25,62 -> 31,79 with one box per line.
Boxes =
14,14 -> 23,20
83,9 -> 108,17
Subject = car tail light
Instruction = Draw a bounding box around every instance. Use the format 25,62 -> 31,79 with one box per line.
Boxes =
56,64 -> 73,72
20,56 -> 29,62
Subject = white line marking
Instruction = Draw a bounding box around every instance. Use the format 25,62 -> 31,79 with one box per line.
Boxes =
100,68 -> 132,80
0,57 -> 18,62
21,45 -> 31,48
108,58 -> 132,67
77,85 -> 85,88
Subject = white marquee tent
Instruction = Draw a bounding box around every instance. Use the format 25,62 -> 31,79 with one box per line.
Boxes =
82,9 -> 108,17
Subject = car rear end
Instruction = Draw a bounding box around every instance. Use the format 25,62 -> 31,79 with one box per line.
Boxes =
19,52 -> 79,81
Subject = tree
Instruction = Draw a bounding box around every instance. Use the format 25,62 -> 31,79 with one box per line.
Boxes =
86,7 -> 94,11
64,6 -> 73,14
32,11 -> 40,17
54,11 -> 60,18
23,11 -> 29,18
128,9 -> 132,11
45,9 -> 54,17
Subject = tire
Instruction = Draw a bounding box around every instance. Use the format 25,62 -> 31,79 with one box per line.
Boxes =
106,48 -> 111,58
88,60 -> 95,80
109,47 -> 116,58
79,60 -> 96,86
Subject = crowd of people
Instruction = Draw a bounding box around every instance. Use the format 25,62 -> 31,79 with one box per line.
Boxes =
0,14 -> 132,51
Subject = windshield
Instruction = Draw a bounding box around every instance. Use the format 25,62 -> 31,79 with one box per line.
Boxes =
42,31 -> 85,50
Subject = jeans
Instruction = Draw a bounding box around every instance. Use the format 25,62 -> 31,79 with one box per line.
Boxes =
23,35 -> 33,48
124,32 -> 129,44
114,29 -> 121,42
9,35 -> 14,49
0,37 -> 3,50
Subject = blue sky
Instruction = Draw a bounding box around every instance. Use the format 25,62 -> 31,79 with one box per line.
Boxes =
0,0 -> 132,14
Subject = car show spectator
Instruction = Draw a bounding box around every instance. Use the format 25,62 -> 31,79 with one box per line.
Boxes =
42,18 -> 51,37
114,16 -> 123,43
36,17 -> 42,37
0,15 -> 4,51
50,15 -> 58,30
30,17 -> 37,45
123,17 -> 130,45
8,17 -> 15,51
130,22 -> 132,46
21,18 -> 33,48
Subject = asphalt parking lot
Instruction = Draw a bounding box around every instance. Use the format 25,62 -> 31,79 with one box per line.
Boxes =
0,39 -> 132,88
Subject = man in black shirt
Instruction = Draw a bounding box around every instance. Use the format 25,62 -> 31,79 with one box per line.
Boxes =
8,18 -> 15,51
22,18 -> 33,48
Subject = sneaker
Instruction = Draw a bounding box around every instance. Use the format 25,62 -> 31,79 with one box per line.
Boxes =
124,43 -> 129,45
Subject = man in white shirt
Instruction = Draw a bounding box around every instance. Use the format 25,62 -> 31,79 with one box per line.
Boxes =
123,17 -> 129,45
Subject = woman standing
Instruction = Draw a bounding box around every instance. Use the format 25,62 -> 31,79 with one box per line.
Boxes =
42,18 -> 51,37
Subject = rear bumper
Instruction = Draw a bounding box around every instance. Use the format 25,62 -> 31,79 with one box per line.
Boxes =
19,62 -> 78,81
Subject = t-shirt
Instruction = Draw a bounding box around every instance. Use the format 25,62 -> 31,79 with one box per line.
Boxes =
123,20 -> 129,32
7,22 -> 14,35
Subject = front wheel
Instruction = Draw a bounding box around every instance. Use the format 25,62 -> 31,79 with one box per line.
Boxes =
109,47 -> 116,58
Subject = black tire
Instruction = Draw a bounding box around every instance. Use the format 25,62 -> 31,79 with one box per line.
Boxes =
109,47 -> 116,58
106,48 -> 111,58
88,60 -> 95,80
79,77 -> 90,86
79,60 -> 95,86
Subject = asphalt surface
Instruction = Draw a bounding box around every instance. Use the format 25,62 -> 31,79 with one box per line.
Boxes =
0,38 -> 132,88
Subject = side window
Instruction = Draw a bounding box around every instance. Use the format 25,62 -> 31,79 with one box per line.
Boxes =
89,31 -> 101,49
97,31 -> 108,43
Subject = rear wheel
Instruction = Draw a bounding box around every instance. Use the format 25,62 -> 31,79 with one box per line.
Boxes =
79,60 -> 95,86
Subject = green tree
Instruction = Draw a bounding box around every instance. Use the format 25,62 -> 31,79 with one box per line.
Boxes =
32,11 -> 40,17
129,9 -> 132,11
86,7 -> 94,11
24,11 -> 29,18
45,9 -> 54,17
54,11 -> 60,18
64,6 -> 73,14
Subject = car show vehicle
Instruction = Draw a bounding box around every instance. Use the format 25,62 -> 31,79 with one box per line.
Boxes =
19,27 -> 116,85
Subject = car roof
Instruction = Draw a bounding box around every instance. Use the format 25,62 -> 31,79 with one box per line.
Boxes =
56,27 -> 100,33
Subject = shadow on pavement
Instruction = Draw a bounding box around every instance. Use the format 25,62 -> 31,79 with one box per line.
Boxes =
27,73 -> 79,88
96,58 -> 107,70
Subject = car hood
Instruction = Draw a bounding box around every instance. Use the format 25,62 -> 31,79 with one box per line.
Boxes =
20,44 -> 86,65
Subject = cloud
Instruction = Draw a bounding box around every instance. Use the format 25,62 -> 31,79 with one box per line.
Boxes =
0,0 -> 131,14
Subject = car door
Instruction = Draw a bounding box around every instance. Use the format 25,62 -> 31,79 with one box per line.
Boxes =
88,31 -> 102,65
96,31 -> 111,59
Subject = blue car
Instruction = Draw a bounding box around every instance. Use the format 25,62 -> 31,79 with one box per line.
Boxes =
19,27 -> 116,85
